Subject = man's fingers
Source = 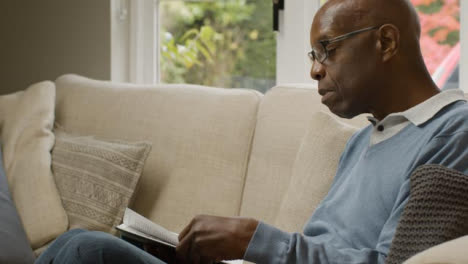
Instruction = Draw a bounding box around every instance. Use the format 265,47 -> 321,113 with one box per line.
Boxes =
178,218 -> 194,242
191,250 -> 202,264
200,256 -> 213,264
176,230 -> 193,263
189,235 -> 204,264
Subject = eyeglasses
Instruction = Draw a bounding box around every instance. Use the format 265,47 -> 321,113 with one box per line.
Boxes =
308,25 -> 381,64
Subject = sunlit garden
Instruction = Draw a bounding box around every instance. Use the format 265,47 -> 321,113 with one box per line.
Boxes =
412,0 -> 460,71
159,0 -> 275,92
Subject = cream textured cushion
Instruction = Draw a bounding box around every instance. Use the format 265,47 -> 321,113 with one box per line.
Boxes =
0,82 -> 68,249
55,74 -> 261,232
403,235 -> 468,264
274,111 -> 358,232
52,130 -> 151,234
240,85 -> 367,224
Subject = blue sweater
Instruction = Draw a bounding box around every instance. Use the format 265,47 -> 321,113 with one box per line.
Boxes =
244,100 -> 468,264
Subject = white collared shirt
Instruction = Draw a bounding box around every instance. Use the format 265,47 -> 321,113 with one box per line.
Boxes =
367,89 -> 467,146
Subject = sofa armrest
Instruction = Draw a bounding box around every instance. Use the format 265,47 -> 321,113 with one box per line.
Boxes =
403,235 -> 468,264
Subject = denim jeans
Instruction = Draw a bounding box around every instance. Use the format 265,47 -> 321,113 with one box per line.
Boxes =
35,229 -> 166,264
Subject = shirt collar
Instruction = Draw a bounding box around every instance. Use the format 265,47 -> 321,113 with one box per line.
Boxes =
367,89 -> 466,126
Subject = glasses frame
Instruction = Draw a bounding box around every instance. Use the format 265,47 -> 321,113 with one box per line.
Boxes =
308,25 -> 381,64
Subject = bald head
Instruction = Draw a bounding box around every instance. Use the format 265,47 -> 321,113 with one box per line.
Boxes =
314,0 -> 421,58
318,0 -> 420,34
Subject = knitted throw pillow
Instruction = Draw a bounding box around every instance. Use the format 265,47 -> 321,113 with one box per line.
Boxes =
386,164 -> 468,264
52,130 -> 151,235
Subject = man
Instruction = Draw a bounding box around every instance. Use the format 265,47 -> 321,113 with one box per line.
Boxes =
176,0 -> 468,263
36,0 -> 468,263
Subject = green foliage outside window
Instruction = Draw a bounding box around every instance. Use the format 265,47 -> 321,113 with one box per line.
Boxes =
160,0 -> 276,91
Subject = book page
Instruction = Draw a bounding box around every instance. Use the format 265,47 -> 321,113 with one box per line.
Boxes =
119,208 -> 245,264
123,208 -> 179,246
222,260 -> 244,264
116,224 -> 176,248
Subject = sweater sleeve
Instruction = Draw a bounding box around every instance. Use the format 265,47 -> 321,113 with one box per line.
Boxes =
419,130 -> 468,175
243,221 -> 386,264
243,178 -> 411,264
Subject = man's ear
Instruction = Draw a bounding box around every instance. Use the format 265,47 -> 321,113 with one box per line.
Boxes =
377,24 -> 400,62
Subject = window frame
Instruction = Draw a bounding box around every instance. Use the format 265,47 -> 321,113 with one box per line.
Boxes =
275,0 -> 320,85
111,0 -> 157,84
461,0 -> 467,92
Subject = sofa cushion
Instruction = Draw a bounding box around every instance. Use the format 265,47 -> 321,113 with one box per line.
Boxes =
0,81 -> 68,249
55,74 -> 261,232
0,145 -> 35,264
386,165 -> 468,264
403,235 -> 468,264
274,111 -> 358,232
52,129 -> 151,234
240,85 -> 367,224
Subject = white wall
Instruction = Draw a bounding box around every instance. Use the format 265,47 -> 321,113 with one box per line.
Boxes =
276,0 -> 320,85
0,0 -> 110,94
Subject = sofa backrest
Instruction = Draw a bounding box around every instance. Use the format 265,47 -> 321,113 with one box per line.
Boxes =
240,84 -> 368,227
55,74 -> 262,232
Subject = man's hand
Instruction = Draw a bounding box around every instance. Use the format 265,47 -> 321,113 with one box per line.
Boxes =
175,215 -> 259,264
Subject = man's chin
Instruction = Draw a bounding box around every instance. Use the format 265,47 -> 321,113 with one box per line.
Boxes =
326,104 -> 359,119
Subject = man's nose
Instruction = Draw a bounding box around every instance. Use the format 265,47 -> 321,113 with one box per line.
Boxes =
310,61 -> 326,81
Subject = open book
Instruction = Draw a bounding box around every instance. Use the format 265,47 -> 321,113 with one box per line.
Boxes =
116,208 -> 243,264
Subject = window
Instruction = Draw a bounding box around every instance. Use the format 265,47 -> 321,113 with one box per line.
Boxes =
159,1 -> 276,93
111,0 -> 466,92
111,0 -> 320,88
413,0 -> 460,90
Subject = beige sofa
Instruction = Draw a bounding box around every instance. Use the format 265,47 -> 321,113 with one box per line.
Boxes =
9,74 -> 468,263
53,74 -> 367,235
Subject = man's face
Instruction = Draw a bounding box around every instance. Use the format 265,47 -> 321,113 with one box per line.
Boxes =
310,5 -> 379,118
